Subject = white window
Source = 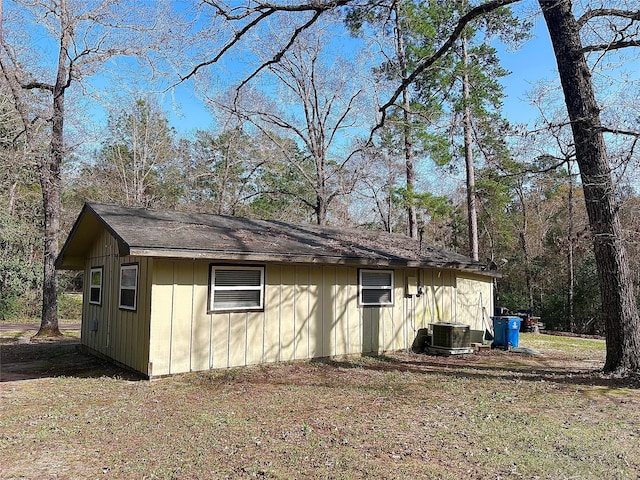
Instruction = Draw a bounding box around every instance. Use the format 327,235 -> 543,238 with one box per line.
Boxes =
209,266 -> 264,312
359,269 -> 394,306
119,264 -> 138,311
89,267 -> 103,305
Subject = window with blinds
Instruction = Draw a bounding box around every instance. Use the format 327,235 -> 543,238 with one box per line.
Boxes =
359,269 -> 394,306
209,266 -> 265,312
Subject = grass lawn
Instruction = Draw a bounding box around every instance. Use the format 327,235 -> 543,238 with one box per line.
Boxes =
1,332 -> 639,479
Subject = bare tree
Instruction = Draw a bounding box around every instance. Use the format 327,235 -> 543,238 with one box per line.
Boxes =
84,97 -> 180,209
351,139 -> 403,231
209,20 -> 369,225
0,0 -> 173,336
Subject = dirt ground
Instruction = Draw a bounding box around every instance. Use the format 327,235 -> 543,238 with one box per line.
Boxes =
0,322 -> 81,333
0,338 -> 140,382
2,332 -> 639,479
0,331 -> 595,383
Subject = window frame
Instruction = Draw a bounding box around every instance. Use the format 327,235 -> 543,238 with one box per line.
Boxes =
359,269 -> 395,307
89,266 -> 103,306
119,263 -> 138,311
208,265 -> 265,313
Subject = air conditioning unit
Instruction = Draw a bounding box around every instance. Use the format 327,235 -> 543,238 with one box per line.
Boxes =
431,323 -> 471,350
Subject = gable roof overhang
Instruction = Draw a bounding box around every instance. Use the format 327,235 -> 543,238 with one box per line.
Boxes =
56,203 -> 500,277
55,204 -> 130,270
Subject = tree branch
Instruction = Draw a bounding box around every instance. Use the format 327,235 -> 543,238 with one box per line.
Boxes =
582,39 -> 640,53
601,126 -> 640,137
204,0 -> 357,18
577,8 -> 640,29
22,80 -> 54,92
183,0 -> 356,83
496,155 -> 573,178
180,7 -> 277,82
235,9 -> 324,94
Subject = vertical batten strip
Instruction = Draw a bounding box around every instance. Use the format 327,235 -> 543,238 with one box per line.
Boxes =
225,312 -> 232,368
307,268 -> 315,358
168,261 -> 175,374
189,262 -> 195,372
334,268 -> 339,355
278,265 -> 282,362
209,308 -> 213,370
261,287 -> 266,365
346,268 -> 350,354
244,311 -> 248,366
293,266 -> 297,358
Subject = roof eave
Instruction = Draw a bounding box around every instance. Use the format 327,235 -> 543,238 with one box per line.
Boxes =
127,247 -> 491,273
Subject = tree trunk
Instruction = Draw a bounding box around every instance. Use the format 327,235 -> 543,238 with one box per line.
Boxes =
395,3 -> 418,239
36,159 -> 61,337
35,0 -> 72,337
462,35 -> 479,261
516,183 -> 534,311
316,192 -> 327,225
402,82 -> 418,239
540,0 -> 640,373
567,158 -> 575,332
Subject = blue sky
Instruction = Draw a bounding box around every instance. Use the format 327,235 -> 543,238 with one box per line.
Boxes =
160,13 -> 560,138
4,0 -> 569,144
165,83 -> 214,136
497,17 -> 558,124
13,0 -> 560,144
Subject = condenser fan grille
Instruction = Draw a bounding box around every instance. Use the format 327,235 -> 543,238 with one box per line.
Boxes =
432,323 -> 470,349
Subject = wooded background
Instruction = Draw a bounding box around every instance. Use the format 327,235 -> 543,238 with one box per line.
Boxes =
1,0 -> 639,344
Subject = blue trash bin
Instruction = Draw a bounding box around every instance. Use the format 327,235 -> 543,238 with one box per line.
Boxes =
492,317 -> 508,348
492,316 -> 521,349
505,316 -> 521,348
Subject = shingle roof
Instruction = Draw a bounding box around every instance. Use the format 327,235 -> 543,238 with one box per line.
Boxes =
56,203 -> 491,273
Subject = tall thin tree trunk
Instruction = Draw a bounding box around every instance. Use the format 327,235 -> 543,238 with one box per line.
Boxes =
402,80 -> 417,239
387,185 -> 392,233
395,2 -> 417,239
516,185 -> 534,311
540,0 -> 640,373
567,158 -> 575,332
217,152 -> 230,215
462,35 -> 479,261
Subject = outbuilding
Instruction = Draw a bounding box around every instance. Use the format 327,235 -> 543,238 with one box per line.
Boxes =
56,203 -> 496,377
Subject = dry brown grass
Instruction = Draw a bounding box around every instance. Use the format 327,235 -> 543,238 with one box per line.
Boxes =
1,332 -> 639,479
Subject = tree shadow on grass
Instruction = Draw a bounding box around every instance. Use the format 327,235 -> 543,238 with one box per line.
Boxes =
0,337 -> 142,382
312,352 -> 640,391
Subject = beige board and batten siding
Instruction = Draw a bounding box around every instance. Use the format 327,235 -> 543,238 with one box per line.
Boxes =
81,229 -> 151,375
409,269 -> 491,339
82,229 -> 116,357
147,259 -> 487,377
149,261 -> 402,376
456,272 -> 494,342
